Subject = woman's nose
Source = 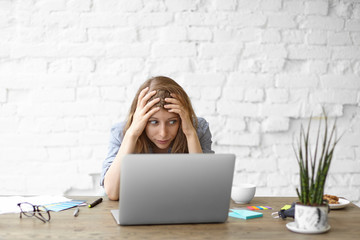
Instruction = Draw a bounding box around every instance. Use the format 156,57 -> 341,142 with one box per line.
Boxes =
159,124 -> 167,137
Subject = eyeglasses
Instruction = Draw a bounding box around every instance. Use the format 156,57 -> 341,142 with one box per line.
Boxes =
17,202 -> 51,223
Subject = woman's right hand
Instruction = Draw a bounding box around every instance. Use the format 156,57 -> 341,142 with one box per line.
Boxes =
127,87 -> 160,138
105,87 -> 160,200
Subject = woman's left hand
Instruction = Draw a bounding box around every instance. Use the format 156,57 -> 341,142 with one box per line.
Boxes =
164,94 -> 196,137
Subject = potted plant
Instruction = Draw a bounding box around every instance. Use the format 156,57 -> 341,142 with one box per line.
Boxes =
291,110 -> 342,233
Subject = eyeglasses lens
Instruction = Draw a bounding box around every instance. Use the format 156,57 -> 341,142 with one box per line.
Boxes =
37,206 -> 50,221
19,203 -> 35,217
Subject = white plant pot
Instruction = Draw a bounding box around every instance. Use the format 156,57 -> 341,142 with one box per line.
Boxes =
295,203 -> 329,232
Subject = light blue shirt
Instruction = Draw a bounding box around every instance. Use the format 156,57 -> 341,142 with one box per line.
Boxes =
100,117 -> 214,186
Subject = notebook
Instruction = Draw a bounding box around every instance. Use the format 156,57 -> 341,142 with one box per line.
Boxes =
111,153 -> 235,225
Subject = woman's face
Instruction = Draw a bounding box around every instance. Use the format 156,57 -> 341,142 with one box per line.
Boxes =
145,108 -> 180,153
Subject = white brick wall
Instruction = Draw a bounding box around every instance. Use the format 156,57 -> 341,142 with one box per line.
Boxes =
0,0 -> 359,206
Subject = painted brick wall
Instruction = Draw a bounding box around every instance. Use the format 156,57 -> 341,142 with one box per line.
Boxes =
0,0 -> 359,206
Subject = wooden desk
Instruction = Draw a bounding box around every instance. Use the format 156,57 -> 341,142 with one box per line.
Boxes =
0,197 -> 359,239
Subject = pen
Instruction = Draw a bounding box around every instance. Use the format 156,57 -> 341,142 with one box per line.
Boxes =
73,207 -> 80,217
88,198 -> 103,208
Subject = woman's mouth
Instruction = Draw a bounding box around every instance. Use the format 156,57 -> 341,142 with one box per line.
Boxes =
156,139 -> 169,145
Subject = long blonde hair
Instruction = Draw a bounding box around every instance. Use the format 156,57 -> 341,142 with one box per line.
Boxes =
124,76 -> 198,153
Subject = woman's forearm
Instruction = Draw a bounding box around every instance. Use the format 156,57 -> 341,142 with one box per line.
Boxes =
186,129 -> 203,153
103,132 -> 138,200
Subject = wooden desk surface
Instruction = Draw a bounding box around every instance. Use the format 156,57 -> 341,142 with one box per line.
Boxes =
0,197 -> 359,239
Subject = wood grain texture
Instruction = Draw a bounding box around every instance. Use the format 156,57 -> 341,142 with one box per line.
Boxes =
0,197 -> 359,239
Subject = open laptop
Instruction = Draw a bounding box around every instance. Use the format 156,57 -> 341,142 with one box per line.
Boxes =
111,153 -> 235,225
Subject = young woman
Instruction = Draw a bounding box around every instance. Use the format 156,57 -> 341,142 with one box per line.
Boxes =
101,76 -> 214,200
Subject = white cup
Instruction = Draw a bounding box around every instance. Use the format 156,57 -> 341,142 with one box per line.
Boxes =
231,184 -> 256,204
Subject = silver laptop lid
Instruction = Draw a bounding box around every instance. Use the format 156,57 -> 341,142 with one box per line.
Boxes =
114,153 -> 235,225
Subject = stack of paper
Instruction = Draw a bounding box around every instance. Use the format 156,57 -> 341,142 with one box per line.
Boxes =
0,196 -> 73,214
229,209 -> 263,219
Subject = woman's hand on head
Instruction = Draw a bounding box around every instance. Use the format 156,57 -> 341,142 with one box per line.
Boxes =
128,87 -> 160,138
164,94 -> 196,137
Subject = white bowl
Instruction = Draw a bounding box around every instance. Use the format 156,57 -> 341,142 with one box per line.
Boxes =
231,184 -> 256,204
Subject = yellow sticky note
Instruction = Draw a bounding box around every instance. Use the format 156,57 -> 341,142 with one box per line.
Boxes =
281,205 -> 292,210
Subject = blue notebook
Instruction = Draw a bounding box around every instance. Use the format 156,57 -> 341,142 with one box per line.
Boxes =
229,209 -> 263,219
44,200 -> 86,212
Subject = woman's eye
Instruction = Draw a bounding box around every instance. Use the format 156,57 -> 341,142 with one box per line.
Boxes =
169,120 -> 177,125
149,120 -> 158,125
